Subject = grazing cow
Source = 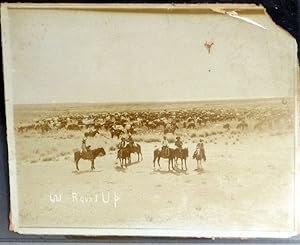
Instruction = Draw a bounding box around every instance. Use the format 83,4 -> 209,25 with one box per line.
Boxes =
66,124 -> 81,130
110,129 -> 123,139
236,121 -> 248,130
35,123 -> 51,133
187,122 -> 196,129
84,130 -> 99,138
127,127 -> 136,135
163,124 -> 178,135
223,123 -> 230,130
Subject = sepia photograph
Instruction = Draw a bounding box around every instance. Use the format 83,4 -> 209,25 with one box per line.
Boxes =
1,3 -> 298,237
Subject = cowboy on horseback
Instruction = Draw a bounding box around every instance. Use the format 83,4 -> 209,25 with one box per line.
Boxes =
81,138 -> 91,155
117,137 -> 126,159
127,133 -> 135,148
193,139 -> 206,170
160,135 -> 169,156
175,136 -> 183,153
118,137 -> 126,149
194,139 -> 206,155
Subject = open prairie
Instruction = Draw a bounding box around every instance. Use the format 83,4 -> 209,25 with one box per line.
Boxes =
13,98 -> 295,232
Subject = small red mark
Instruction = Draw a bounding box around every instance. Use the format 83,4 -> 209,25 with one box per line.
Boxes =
204,41 -> 214,54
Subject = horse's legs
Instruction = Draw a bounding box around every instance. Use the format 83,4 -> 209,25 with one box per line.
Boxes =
169,158 -> 175,171
199,160 -> 203,170
185,159 -> 187,170
91,160 -> 95,170
75,160 -> 79,171
157,157 -> 161,169
140,151 -> 143,161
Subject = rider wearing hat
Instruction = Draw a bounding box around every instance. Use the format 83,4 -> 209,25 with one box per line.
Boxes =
117,137 -> 127,158
81,137 -> 91,154
161,135 -> 169,155
119,137 -> 126,149
193,139 -> 206,161
196,139 -> 204,149
127,133 -> 135,147
175,136 -> 183,152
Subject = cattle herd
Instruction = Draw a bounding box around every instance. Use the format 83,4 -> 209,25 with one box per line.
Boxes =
16,104 -> 292,136
15,102 -> 293,172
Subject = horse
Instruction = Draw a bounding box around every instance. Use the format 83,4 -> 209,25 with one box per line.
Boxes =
74,147 -> 106,171
84,130 -> 99,138
127,143 -> 143,162
174,148 -> 189,170
153,148 -> 175,171
110,129 -> 123,139
193,148 -> 206,170
117,147 -> 130,168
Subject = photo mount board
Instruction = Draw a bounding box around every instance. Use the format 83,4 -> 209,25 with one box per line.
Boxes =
1,3 -> 299,238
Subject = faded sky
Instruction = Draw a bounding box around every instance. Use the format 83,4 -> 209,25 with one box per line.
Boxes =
6,8 -> 297,104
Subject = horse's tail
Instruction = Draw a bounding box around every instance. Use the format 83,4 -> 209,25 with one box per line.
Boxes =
185,148 -> 189,157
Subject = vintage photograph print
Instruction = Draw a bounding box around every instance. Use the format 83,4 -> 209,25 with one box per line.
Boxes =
1,4 -> 298,237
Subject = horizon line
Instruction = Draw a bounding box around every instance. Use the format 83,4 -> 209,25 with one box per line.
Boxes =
13,96 -> 292,106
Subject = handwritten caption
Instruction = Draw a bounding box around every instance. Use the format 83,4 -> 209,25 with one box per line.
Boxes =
49,192 -> 121,208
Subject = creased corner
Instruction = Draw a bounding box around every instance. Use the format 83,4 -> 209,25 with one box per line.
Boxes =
209,6 -> 266,30
226,11 -> 267,29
